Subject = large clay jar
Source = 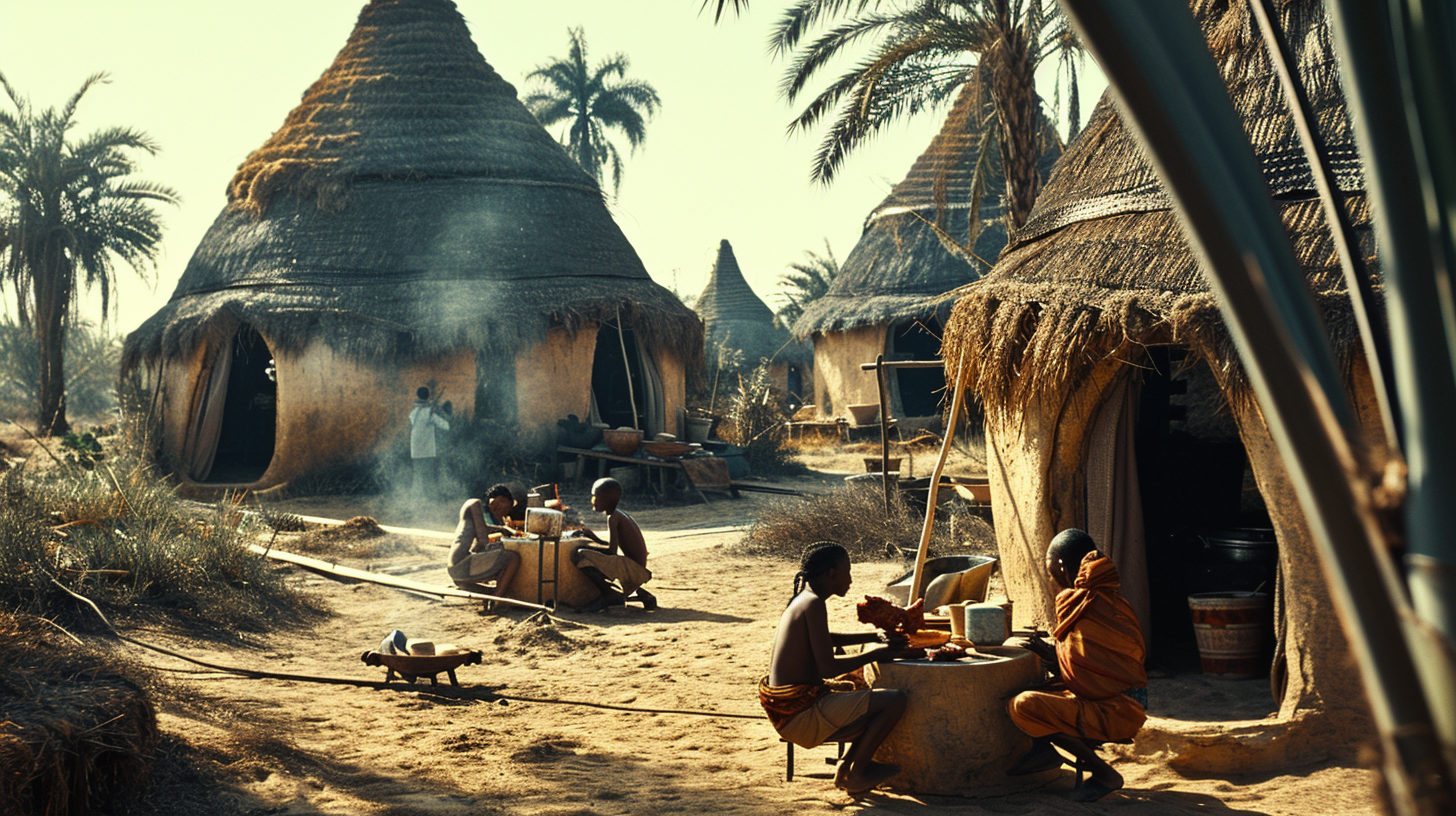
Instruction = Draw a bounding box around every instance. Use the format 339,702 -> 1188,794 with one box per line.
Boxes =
864,647 -> 1058,796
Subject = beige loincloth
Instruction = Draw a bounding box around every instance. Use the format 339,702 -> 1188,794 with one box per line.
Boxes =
774,688 -> 872,749
574,549 -> 652,596
448,548 -> 511,583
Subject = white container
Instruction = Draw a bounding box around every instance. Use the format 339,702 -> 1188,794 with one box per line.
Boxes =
525,507 -> 564,538
962,603 -> 1010,646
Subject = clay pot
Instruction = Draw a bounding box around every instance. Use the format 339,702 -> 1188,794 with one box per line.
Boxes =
846,403 -> 880,425
602,428 -> 643,456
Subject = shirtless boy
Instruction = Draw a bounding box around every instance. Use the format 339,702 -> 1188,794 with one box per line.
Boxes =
569,478 -> 656,613
447,484 -> 521,599
760,541 -> 921,794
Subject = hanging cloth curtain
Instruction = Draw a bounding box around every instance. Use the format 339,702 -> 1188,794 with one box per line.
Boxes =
1085,370 -> 1153,651
635,340 -> 665,435
181,338 -> 233,482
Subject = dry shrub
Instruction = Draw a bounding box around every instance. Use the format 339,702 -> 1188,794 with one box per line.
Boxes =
719,362 -> 798,475
0,421 -> 314,634
734,483 -> 996,564
0,612 -> 158,816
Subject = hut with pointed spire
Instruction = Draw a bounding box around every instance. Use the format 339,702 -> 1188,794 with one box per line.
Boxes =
694,239 -> 812,405
791,84 -> 1007,421
122,0 -> 700,491
941,0 -> 1379,766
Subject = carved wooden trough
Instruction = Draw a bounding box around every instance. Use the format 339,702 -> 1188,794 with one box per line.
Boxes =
360,649 -> 482,687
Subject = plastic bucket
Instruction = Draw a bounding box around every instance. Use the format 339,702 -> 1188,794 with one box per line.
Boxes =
1188,592 -> 1272,678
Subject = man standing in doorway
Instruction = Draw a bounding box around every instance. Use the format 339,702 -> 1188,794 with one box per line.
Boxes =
409,386 -> 449,497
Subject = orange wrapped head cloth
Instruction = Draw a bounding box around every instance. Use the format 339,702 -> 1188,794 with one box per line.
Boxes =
1009,530 -> 1147,742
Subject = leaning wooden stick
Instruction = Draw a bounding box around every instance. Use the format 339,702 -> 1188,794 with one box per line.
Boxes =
908,345 -> 971,604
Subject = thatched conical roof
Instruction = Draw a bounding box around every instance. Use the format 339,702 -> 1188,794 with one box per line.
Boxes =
943,0 -> 1372,410
694,240 -> 807,366
792,83 -> 1007,338
125,0 -> 700,368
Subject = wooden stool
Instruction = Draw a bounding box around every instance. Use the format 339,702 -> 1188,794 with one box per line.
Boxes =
781,738 -> 849,781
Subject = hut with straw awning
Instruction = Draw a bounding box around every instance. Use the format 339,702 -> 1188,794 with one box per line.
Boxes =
122,0 -> 700,492
941,0 -> 1382,768
694,239 -> 812,406
791,83 -> 1010,423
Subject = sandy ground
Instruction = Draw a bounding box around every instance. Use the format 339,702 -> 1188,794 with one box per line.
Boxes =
104,454 -> 1384,816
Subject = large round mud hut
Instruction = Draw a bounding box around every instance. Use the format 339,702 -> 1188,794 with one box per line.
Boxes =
942,0 -> 1380,768
792,84 -> 1006,422
122,0 -> 700,491
694,239 -> 811,405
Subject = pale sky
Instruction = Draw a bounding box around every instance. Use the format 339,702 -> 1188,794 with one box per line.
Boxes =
0,0 -> 1104,336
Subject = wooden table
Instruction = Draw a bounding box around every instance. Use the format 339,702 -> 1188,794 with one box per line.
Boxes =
556,446 -> 714,502
784,419 -> 849,442
863,646 -> 1056,796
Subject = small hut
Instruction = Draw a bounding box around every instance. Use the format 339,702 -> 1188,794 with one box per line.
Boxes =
942,0 -> 1379,766
791,84 -> 1007,421
694,239 -> 812,405
122,0 -> 700,491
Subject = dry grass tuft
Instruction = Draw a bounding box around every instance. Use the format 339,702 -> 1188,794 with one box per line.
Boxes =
0,420 -> 315,635
0,611 -> 158,816
733,484 -> 995,564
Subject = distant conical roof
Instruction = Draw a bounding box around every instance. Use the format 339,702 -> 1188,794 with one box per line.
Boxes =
694,240 -> 805,365
792,83 -> 1003,337
125,0 -> 700,365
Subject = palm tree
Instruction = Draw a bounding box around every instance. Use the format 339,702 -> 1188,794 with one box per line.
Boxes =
0,72 -> 177,435
772,0 -> 1084,231
524,28 -> 662,194
776,238 -> 840,327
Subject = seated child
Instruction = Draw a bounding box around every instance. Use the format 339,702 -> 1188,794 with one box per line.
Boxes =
569,477 -> 656,612
1007,528 -> 1147,802
447,484 -> 521,598
759,541 -> 921,794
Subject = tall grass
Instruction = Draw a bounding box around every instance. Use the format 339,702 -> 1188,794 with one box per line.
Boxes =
0,416 -> 314,633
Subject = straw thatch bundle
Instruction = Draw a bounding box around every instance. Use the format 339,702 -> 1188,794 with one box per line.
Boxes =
0,613 -> 157,816
123,0 -> 699,371
792,83 -> 1014,338
942,0 -> 1371,410
695,240 -> 808,366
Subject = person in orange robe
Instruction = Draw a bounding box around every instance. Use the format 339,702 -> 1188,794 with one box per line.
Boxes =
1006,529 -> 1147,802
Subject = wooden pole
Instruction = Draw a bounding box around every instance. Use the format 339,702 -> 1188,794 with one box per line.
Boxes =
875,354 -> 892,517
908,346 -> 970,605
616,307 -> 640,430
250,544 -> 553,613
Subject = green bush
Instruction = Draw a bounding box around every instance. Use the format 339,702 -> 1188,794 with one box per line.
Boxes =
0,318 -> 121,424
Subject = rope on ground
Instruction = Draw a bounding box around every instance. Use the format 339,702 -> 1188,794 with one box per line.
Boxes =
54,579 -> 762,721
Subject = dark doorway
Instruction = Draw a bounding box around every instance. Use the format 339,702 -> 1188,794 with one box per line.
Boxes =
1136,347 -> 1272,672
207,326 -> 276,483
591,319 -> 646,430
787,364 -> 805,408
889,318 -> 944,418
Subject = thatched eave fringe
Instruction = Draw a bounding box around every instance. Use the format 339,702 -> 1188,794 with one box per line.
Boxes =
791,291 -> 961,338
122,279 -> 703,374
943,279 -> 1375,425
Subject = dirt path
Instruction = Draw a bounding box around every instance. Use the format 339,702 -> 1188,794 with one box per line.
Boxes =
120,475 -> 1379,816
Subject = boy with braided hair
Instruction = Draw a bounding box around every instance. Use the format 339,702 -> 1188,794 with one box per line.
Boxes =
759,542 -> 921,793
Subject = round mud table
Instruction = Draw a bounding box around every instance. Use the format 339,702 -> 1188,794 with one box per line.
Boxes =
864,646 -> 1057,796
499,538 -> 600,608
